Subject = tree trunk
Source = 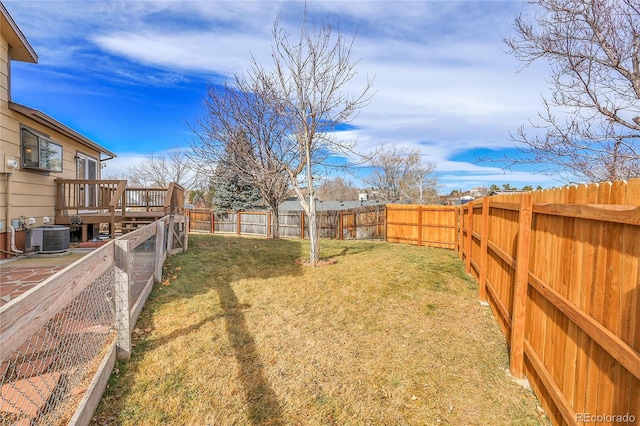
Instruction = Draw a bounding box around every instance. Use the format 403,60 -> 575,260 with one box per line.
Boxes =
271,209 -> 280,239
308,197 -> 319,266
304,139 -> 320,266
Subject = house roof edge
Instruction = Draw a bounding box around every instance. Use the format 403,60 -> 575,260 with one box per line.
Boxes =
9,101 -> 117,160
1,2 -> 38,63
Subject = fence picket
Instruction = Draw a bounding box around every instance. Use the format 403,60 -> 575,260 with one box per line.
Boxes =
478,197 -> 490,301
510,193 -> 533,378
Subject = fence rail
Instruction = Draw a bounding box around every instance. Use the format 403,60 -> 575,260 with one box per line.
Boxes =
0,214 -> 189,426
385,179 -> 640,426
187,205 -> 386,240
385,204 -> 457,249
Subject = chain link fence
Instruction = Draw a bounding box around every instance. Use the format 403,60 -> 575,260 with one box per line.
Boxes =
129,235 -> 156,308
0,215 -> 188,425
0,267 -> 116,425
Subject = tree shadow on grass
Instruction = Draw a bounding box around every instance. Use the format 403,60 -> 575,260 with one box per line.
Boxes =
97,235 -> 299,425
215,280 -> 284,425
167,235 -> 294,424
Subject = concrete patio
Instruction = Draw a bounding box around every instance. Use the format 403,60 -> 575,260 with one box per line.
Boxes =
0,251 -> 88,307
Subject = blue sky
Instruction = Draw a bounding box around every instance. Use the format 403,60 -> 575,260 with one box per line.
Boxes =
5,0 -> 559,193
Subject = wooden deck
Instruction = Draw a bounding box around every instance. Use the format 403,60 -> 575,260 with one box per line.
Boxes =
54,210 -> 167,225
55,179 -> 185,240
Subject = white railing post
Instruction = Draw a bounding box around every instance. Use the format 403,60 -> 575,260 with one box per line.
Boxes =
115,239 -> 131,360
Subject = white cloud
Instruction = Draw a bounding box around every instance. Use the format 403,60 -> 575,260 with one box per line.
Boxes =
4,0 -> 557,192
101,152 -> 148,179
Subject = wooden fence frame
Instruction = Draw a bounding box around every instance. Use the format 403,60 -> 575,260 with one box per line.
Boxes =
385,204 -> 457,249
187,206 -> 386,240
0,214 -> 189,426
384,179 -> 640,425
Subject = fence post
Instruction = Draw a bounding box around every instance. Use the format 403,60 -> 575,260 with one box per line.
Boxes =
237,212 -> 242,236
115,239 -> 131,360
417,206 -> 423,246
154,221 -> 165,283
510,193 -> 533,378
384,206 -> 388,242
465,204 -> 473,273
211,211 -> 215,234
456,207 -> 462,260
300,212 -> 305,239
354,209 -> 358,240
167,215 -> 174,253
183,215 -> 189,252
478,197 -> 490,301
339,211 -> 344,240
267,211 -> 271,238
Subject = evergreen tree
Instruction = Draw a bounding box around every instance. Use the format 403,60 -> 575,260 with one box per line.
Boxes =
211,145 -> 262,212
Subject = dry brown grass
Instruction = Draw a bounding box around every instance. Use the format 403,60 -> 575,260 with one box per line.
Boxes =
93,234 -> 548,425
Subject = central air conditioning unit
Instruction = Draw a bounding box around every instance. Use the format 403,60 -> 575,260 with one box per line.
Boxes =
31,225 -> 71,253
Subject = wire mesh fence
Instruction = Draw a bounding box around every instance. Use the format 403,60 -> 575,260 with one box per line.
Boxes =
129,235 -> 156,308
0,214 -> 188,425
0,267 -> 116,425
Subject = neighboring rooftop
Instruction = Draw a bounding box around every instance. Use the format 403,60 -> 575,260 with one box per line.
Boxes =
279,199 -> 386,212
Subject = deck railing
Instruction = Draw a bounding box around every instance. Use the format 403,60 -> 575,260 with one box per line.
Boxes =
125,187 -> 169,212
55,179 -> 127,216
55,179 -> 185,230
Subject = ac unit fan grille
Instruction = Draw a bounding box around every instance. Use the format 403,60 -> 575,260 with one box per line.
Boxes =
31,225 -> 70,253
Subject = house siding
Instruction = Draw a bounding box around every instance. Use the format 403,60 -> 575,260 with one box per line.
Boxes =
1,33 -> 8,103
1,34 -> 11,237
3,109 -> 103,225
1,6 -> 111,259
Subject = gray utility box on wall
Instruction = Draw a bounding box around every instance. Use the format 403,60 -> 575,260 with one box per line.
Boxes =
31,225 -> 71,253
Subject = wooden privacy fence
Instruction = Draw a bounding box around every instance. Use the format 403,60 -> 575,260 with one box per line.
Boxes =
0,215 -> 188,425
385,204 -> 457,249
385,180 -> 640,425
188,205 -> 385,240
459,181 -> 640,426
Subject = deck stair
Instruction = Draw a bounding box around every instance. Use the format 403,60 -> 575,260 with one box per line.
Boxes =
121,217 -> 156,234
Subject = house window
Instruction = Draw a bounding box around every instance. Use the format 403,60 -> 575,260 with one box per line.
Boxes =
21,128 -> 63,172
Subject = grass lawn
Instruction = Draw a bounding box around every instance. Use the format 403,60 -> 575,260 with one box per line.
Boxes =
92,234 -> 547,425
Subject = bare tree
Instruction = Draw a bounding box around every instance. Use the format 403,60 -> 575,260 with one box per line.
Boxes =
191,80 -> 290,237
126,147 -> 197,189
317,176 -> 360,201
504,0 -> 640,182
364,145 -> 437,203
191,13 -> 372,256
250,15 -> 374,265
